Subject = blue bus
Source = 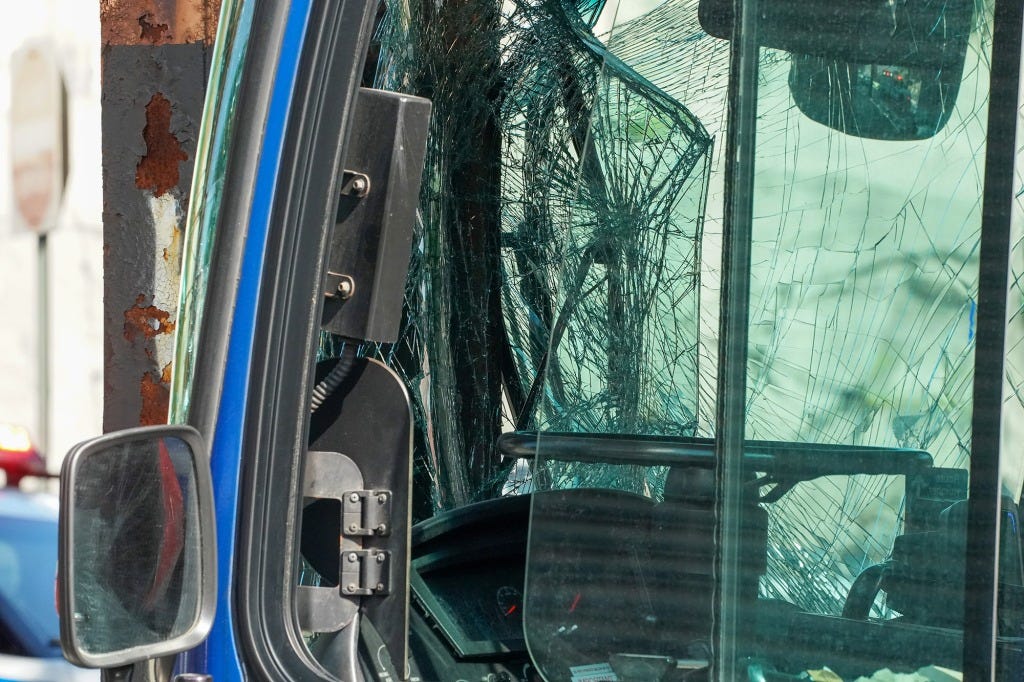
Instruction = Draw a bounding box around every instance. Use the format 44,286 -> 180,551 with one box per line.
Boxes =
54,0 -> 1024,679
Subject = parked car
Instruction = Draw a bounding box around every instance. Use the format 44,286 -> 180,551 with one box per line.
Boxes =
0,424 -> 94,681
0,424 -> 49,488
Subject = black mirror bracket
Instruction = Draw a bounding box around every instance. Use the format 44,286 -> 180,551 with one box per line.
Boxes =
303,356 -> 414,679
320,87 -> 432,344
298,450 -> 393,632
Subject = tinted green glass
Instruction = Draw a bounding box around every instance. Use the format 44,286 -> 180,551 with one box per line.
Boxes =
522,0 -> 1021,679
169,0 -> 252,422
734,3 -> 994,676
521,0 -> 727,679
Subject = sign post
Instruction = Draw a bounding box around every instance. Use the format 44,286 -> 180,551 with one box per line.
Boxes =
10,45 -> 67,458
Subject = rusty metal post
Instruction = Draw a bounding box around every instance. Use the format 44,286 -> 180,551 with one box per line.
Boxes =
100,1 -> 220,431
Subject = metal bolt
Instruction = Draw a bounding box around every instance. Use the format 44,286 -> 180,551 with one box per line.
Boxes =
348,523 -> 359,533
376,553 -> 386,564
376,583 -> 385,592
346,583 -> 357,593
377,494 -> 387,504
376,523 -> 388,534
336,275 -> 355,301
348,553 -> 358,563
349,492 -> 360,503
350,176 -> 368,195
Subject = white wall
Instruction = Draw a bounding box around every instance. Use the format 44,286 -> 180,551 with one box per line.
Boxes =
0,1 -> 102,469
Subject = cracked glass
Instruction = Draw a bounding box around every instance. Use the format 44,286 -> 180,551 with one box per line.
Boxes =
337,0 -> 1023,677
69,435 -> 202,660
507,0 -> 1023,680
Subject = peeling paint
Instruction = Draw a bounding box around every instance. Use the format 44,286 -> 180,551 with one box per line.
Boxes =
123,295 -> 175,341
102,16 -> 213,432
136,93 -> 188,197
148,192 -> 183,384
139,13 -> 171,44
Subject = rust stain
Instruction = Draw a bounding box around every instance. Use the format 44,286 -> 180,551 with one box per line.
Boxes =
175,0 -> 224,45
139,13 -> 171,44
101,1 -> 170,45
139,367 -> 171,426
136,93 -> 188,197
163,225 -> 182,262
124,295 -> 176,342
101,0 -> 223,46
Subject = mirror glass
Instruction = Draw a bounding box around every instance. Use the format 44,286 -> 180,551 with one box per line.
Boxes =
68,434 -> 202,658
698,0 -> 975,140
787,53 -> 966,141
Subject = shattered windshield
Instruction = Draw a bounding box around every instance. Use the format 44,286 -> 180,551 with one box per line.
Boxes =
504,0 -> 1020,679
351,0 -> 1024,677
358,0 -> 715,515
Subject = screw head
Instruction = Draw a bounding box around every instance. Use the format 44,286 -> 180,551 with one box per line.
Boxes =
346,583 -> 357,593
348,553 -> 358,563
349,492 -> 360,503
376,583 -> 385,592
348,523 -> 359,533
376,553 -> 386,564
336,276 -> 355,300
376,523 -> 388,534
377,494 -> 387,504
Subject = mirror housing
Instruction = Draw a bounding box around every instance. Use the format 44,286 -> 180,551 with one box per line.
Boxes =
57,425 -> 216,669
698,0 -> 974,140
697,0 -> 974,67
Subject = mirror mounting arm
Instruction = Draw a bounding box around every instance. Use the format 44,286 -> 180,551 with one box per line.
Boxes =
99,654 -> 176,682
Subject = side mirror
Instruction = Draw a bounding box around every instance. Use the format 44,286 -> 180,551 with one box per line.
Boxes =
57,425 -> 216,669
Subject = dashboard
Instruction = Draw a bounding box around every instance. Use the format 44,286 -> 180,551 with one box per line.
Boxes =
403,486 -> 1024,682
407,494 -> 536,681
410,495 -> 530,659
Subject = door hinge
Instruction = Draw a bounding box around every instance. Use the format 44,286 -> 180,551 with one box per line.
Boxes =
341,548 -> 391,596
343,489 -> 392,536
